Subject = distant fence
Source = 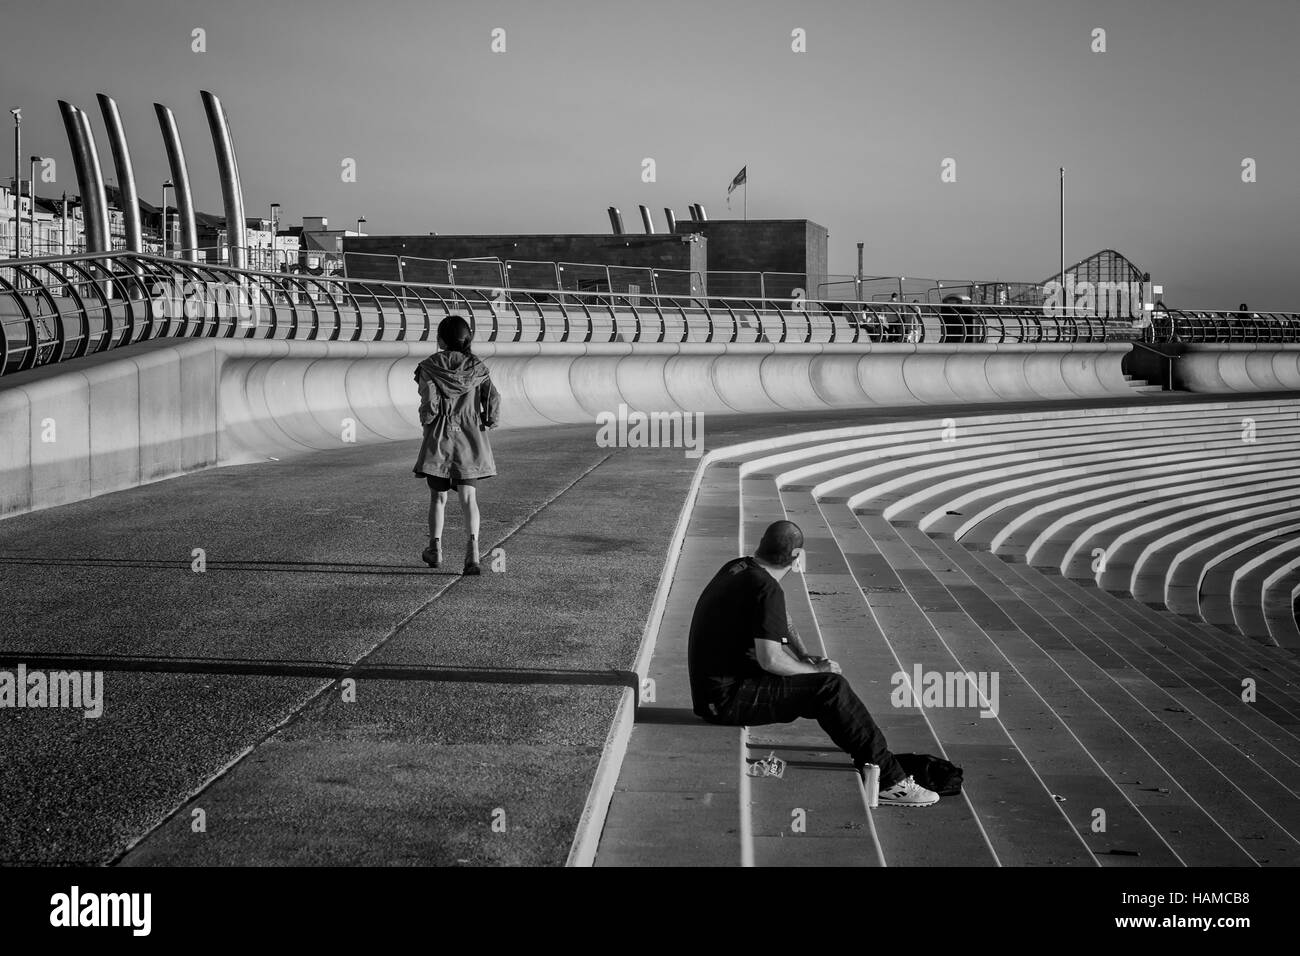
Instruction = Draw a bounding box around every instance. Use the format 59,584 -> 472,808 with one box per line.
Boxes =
0,250 -> 1296,379
341,253 -> 806,302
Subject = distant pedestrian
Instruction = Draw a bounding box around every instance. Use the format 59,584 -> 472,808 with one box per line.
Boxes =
413,315 -> 501,574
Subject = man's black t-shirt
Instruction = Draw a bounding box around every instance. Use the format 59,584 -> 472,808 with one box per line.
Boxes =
687,556 -> 788,716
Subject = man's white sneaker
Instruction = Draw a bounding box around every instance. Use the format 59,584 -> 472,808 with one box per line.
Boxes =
878,775 -> 940,808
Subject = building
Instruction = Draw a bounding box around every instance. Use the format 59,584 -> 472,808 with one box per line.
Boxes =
674,218 -> 828,299
339,230 -> 705,295
339,217 -> 826,300
2,180 -> 78,258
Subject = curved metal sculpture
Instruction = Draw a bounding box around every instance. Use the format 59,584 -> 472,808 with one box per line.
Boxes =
154,103 -> 198,261
57,101 -> 111,254
96,93 -> 141,254
200,90 -> 246,270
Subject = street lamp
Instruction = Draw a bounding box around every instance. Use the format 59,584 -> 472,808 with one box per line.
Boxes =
10,108 -> 20,259
269,202 -> 280,270
161,180 -> 173,258
1059,167 -> 1065,297
29,156 -> 44,258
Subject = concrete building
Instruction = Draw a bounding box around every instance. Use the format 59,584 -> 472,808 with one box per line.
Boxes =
2,180 -> 72,258
277,216 -> 362,278
339,218 -> 825,300
341,231 -> 706,295
194,212 -> 299,269
674,219 -> 828,300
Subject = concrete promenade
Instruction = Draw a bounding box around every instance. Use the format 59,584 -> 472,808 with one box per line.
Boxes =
2,333 -> 1298,866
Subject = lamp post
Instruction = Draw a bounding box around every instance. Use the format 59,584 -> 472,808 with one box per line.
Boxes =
29,156 -> 43,257
10,108 -> 20,259
1059,166 -> 1065,293
269,201 -> 279,270
162,180 -> 173,258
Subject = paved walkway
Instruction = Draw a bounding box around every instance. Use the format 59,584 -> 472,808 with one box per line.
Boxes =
1,423 -> 682,864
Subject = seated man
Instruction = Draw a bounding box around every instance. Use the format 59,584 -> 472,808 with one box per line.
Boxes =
687,520 -> 939,807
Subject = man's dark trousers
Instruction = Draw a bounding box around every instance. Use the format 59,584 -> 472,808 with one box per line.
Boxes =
704,673 -> 905,786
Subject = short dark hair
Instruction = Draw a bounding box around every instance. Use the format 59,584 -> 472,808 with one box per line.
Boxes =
755,520 -> 803,567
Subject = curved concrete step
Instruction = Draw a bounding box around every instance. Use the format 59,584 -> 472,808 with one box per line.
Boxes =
1268,582 -> 1300,649
813,423 -> 1295,512
902,442 -> 1297,533
1035,463 -> 1300,576
990,444 -> 1300,560
1102,494 -> 1300,593
1221,533 -> 1300,640
1169,521 -> 1300,620
932,448 -> 1296,551
890,432 -> 1297,527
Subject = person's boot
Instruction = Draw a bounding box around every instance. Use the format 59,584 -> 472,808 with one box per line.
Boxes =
421,538 -> 442,569
463,534 -> 481,575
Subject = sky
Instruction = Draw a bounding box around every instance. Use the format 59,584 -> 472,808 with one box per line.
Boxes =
1,0 -> 1297,309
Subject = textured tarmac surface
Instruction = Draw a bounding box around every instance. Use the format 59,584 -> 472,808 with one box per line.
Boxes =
2,423 -> 672,864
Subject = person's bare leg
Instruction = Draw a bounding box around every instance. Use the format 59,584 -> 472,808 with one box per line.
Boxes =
423,489 -> 447,567
460,485 -> 481,574
433,489 -> 448,541
460,485 -> 480,539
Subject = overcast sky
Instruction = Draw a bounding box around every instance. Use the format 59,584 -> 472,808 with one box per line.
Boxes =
2,0 -> 1296,308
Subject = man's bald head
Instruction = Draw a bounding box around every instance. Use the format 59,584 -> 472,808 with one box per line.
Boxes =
755,520 -> 804,568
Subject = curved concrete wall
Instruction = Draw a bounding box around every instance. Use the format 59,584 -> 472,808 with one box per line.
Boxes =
2,340 -> 1141,519
1179,344 -> 1300,393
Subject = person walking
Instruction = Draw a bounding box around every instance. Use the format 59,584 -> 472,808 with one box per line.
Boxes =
412,315 -> 501,575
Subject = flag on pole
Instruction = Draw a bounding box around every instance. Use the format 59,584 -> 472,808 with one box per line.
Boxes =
727,166 -> 747,195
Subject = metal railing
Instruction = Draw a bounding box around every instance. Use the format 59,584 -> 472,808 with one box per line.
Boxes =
1137,309 -> 1300,344
341,252 -> 803,301
337,254 -> 1079,307
0,250 -> 1293,379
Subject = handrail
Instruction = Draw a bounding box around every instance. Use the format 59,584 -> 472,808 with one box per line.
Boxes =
0,250 -> 1296,379
1127,339 -> 1180,391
